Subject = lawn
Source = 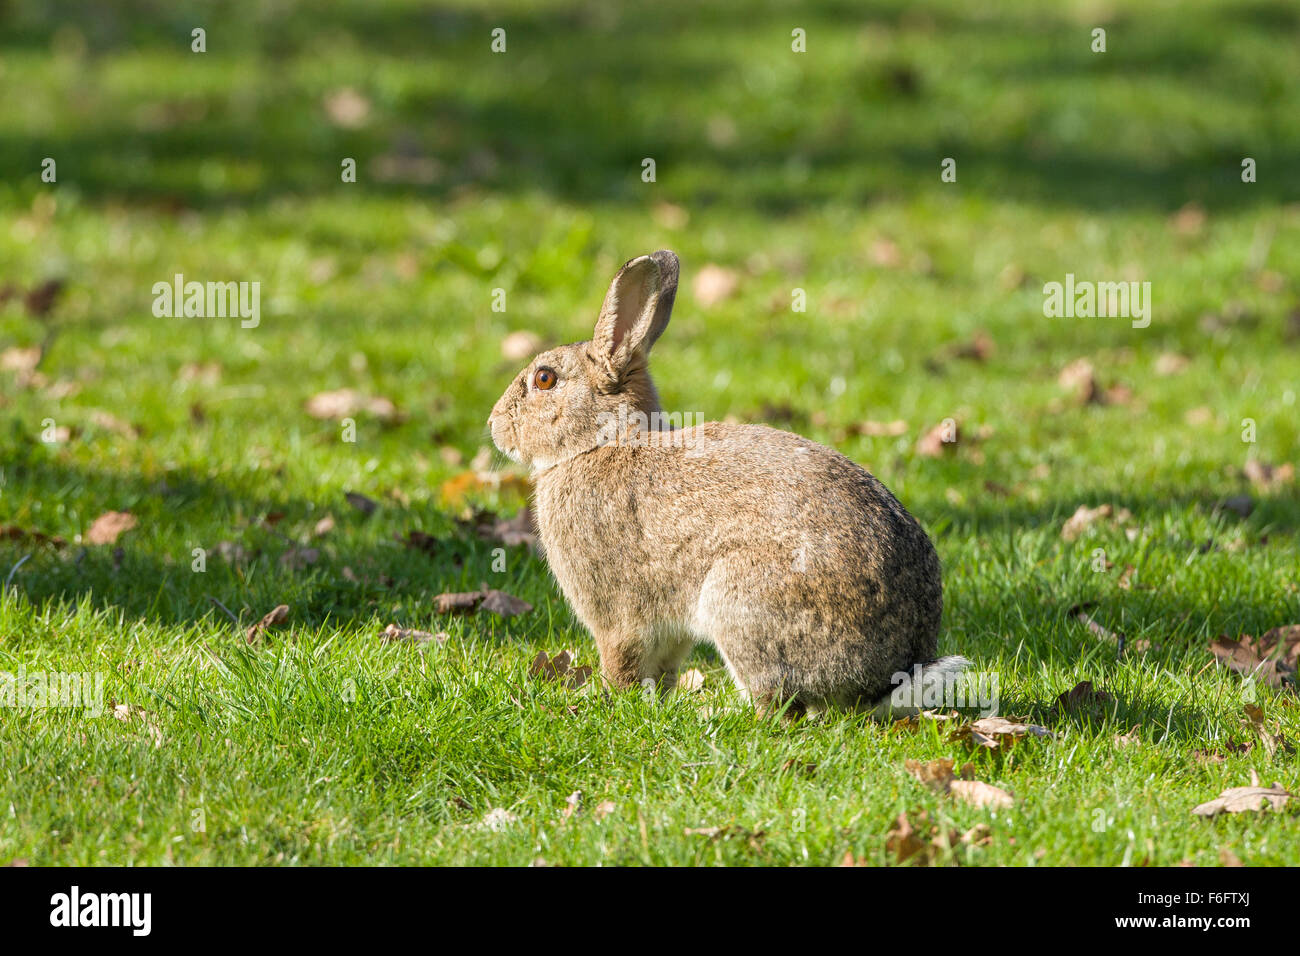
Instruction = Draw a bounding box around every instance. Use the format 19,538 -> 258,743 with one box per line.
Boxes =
1,0 -> 1298,866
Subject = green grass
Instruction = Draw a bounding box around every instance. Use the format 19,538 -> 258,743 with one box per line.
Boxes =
1,0 -> 1298,865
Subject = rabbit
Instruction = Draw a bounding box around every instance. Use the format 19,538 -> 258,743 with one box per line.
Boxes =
489,250 -> 965,717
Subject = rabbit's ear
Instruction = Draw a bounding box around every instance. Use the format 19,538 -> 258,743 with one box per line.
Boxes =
592,250 -> 679,376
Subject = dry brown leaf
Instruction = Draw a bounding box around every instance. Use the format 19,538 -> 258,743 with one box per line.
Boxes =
0,525 -> 66,549
480,588 -> 533,617
1,345 -> 42,374
278,546 -> 319,570
1171,202 -> 1206,236
847,419 -> 908,438
85,511 -> 136,546
948,779 -> 1015,810
435,590 -> 483,614
950,331 -> 995,362
379,623 -> 447,646
594,800 -> 616,821
677,668 -> 706,693
1243,460 -> 1295,492
1117,564 -> 1137,590
323,87 -> 371,128
313,515 -> 336,537
110,700 -> 163,747
1154,352 -> 1190,376
1053,680 -> 1114,713
1192,779 -> 1292,817
884,810 -> 987,866
952,716 -> 1052,750
1209,628 -> 1299,690
480,807 -> 518,831
1242,703 -> 1293,758
691,264 -> 739,307
916,421 -> 955,458
1060,503 -> 1132,540
246,604 -> 289,643
344,491 -> 378,516
868,237 -> 903,269
528,650 -> 592,689
561,790 -> 583,821
501,330 -> 543,362
304,389 -> 400,422
439,470 -> 532,508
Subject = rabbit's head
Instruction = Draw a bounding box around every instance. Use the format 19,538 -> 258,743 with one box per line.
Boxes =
489,250 -> 679,471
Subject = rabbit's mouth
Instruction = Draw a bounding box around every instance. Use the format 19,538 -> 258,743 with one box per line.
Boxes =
488,415 -> 523,464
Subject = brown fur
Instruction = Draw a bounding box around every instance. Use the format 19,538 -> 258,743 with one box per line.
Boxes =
489,251 -> 948,712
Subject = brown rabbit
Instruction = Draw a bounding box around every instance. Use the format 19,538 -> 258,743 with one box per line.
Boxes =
489,251 -> 963,715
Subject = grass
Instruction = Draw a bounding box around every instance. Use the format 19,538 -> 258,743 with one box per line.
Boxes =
1,0 -> 1298,865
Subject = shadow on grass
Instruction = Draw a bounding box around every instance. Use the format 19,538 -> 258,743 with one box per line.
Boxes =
2,0 -> 1298,213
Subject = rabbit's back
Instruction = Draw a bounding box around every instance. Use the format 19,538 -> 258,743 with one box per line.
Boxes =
535,422 -> 942,706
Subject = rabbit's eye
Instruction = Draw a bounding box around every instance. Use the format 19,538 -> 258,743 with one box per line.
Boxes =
533,367 -> 558,391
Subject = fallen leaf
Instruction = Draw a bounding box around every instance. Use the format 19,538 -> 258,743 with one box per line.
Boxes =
692,264 -> 739,307
593,800 -> 616,821
323,86 -> 371,128
0,345 -> 41,374
561,790 -> 583,821
1115,726 -> 1141,746
1243,460 -> 1295,492
1053,680 -> 1114,713
1117,564 -> 1137,590
1154,352 -> 1190,376
89,410 -> 139,438
436,590 -> 484,614
344,492 -> 378,516
868,237 -> 903,269
1061,503 -> 1129,541
480,807 -> 518,831
379,623 -> 447,646
916,421 -> 956,458
528,650 -> 592,689
304,389 -> 400,422
948,779 -> 1015,810
780,758 -> 818,777
850,419 -> 908,438
246,604 -> 289,643
480,588 -> 533,617
501,330 -> 543,362
1193,743 -> 1253,764
684,824 -> 766,850
21,278 -> 63,318
677,668 -> 706,693
1192,778 -> 1292,817
313,515 -> 336,537
1058,358 -> 1100,403
884,810 -> 987,866
278,546 -> 319,570
1209,628 -> 1299,690
110,700 -> 163,747
1171,202 -> 1206,237
950,331 -> 995,362
468,506 -> 539,551
1242,703 -> 1293,758
85,511 -> 137,546
952,716 -> 1052,750
0,525 -> 66,549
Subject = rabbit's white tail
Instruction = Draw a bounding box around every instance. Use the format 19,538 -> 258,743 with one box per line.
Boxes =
869,655 -> 972,721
